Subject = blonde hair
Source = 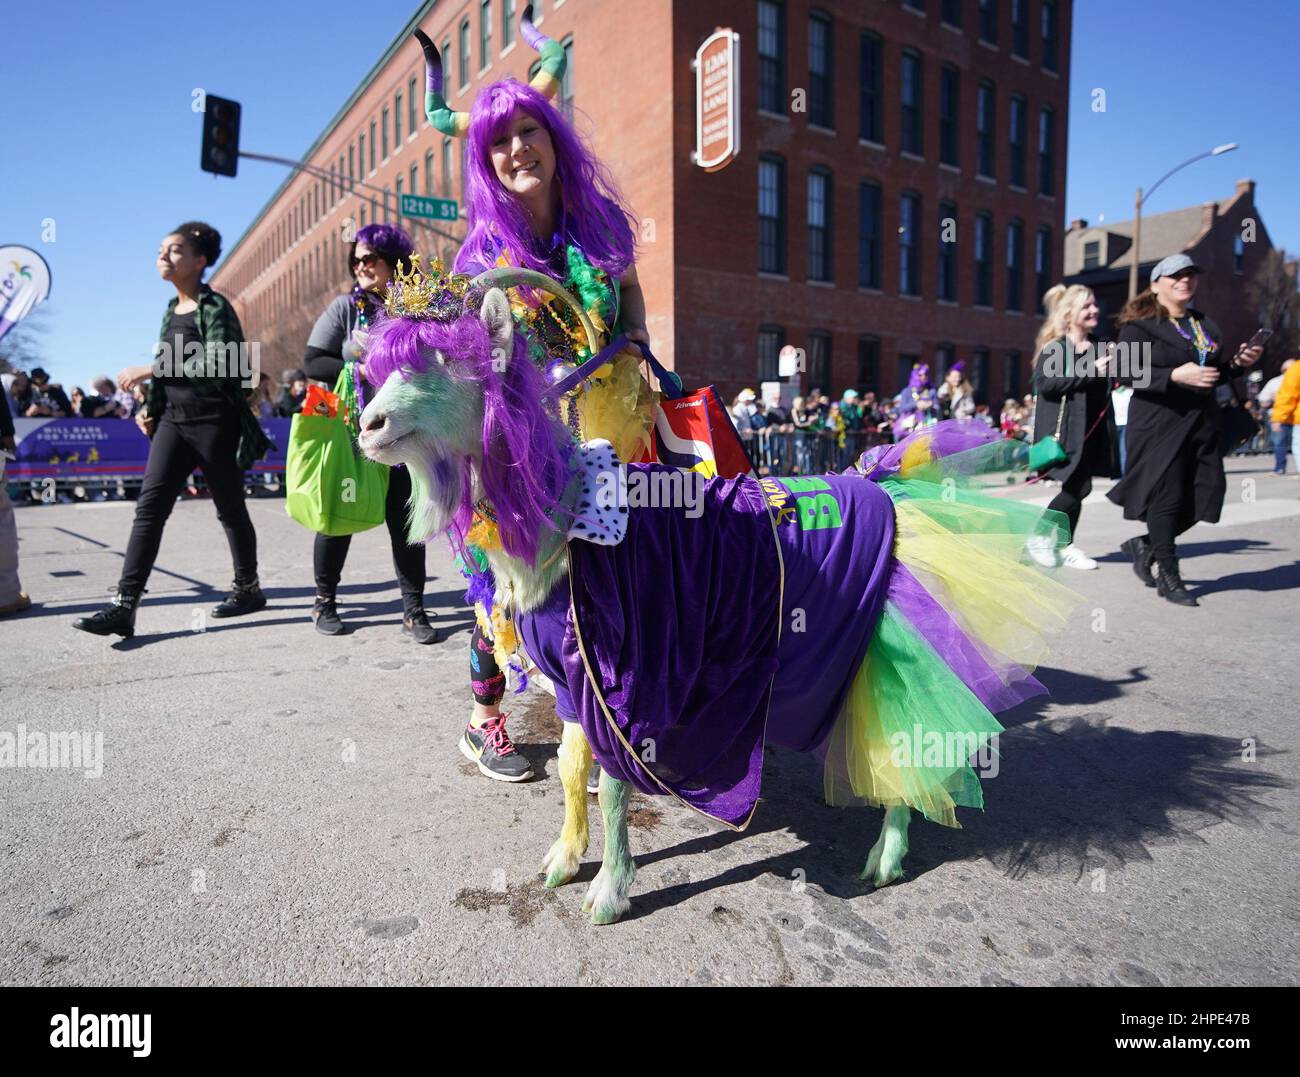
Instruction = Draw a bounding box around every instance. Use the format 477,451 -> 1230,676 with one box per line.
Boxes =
1035,283 -> 1094,353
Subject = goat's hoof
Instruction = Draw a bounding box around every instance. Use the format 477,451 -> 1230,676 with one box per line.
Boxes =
861,846 -> 906,889
540,840 -> 583,888
581,867 -> 632,925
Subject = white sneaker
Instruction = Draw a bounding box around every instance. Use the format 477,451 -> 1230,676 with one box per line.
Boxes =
1060,544 -> 1099,570
1025,535 -> 1060,568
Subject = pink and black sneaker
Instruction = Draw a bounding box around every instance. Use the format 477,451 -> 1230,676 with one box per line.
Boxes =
459,715 -> 534,783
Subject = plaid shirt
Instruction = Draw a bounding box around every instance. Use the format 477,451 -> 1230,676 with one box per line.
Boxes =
146,285 -> 249,418
145,286 -> 272,467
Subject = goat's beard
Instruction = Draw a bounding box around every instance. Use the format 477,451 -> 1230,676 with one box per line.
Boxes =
401,438 -> 470,546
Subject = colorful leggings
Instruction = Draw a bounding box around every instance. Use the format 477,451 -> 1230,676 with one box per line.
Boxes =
470,621 -> 506,706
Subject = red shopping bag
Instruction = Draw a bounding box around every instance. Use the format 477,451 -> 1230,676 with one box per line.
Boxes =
638,384 -> 753,479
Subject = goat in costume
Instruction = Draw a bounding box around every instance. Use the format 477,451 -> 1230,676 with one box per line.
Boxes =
357,263 -> 1080,925
415,5 -> 656,783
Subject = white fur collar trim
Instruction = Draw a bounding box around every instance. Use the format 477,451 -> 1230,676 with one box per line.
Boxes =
567,439 -> 628,546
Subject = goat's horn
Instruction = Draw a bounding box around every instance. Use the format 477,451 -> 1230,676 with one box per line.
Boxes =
520,4 -> 566,101
414,28 -> 470,137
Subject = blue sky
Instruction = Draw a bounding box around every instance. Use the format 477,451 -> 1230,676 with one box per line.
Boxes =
3,0 -> 1297,392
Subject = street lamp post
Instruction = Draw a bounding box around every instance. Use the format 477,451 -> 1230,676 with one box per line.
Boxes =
1128,143 -> 1239,298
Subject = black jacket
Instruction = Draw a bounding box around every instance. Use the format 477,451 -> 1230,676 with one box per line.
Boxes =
1031,333 -> 1117,482
1106,310 -> 1234,526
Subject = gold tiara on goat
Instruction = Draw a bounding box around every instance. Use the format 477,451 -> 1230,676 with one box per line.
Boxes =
383,254 -> 475,321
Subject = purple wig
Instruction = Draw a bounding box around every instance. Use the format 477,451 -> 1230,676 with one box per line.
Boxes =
453,79 -> 637,278
350,223 -> 415,276
364,301 -> 573,564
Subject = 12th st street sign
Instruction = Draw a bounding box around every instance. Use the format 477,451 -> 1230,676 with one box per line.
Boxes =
400,193 -> 459,221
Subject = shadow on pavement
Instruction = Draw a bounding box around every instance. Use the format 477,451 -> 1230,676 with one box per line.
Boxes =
621,665 -> 1288,920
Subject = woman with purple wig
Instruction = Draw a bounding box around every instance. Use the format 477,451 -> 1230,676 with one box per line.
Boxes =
412,5 -> 651,782
301,222 -> 439,643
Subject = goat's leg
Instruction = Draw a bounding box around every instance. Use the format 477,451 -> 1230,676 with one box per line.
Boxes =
540,721 -> 591,888
581,770 -> 636,925
862,805 -> 911,888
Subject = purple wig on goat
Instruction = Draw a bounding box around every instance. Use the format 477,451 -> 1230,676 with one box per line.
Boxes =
453,79 -> 637,278
364,297 -> 574,564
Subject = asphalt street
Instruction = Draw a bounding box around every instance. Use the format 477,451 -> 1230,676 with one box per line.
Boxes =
1,457 -> 1297,985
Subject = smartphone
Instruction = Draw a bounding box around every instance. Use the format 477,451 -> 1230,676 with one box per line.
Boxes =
1247,328 -> 1274,349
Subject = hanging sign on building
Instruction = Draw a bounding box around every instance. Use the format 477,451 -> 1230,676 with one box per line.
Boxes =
692,29 -> 740,172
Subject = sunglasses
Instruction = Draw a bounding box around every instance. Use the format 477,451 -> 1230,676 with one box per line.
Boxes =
350,253 -> 382,270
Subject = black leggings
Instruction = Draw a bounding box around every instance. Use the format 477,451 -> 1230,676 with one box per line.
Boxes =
1047,468 -> 1094,540
1146,442 -> 1197,565
470,621 -> 506,706
119,416 -> 257,593
313,464 -> 426,615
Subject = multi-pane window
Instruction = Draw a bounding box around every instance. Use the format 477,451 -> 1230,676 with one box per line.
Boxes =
937,200 -> 957,301
1234,233 -> 1245,273
943,0 -> 963,26
808,168 -> 833,282
901,50 -> 922,155
858,181 -> 881,288
758,1 -> 785,114
971,348 -> 990,402
758,326 -> 785,382
459,20 -> 471,87
939,66 -> 959,166
1006,218 -> 1024,311
859,33 -> 882,142
442,38 -> 453,102
936,344 -> 956,378
977,81 -> 995,177
1011,0 -> 1029,58
899,190 -> 921,296
409,77 -> 417,133
1009,94 -> 1027,187
858,336 -> 881,393
1004,351 -> 1022,400
1042,1 -> 1059,72
480,0 -> 492,69
394,93 -> 402,144
422,151 -> 432,195
382,107 -> 390,159
442,137 -> 453,197
1039,107 -> 1056,194
410,164 -> 419,203
808,332 -> 832,393
809,11 -> 833,128
974,212 -> 993,306
758,155 -> 787,274
348,144 -> 355,189
560,37 -> 575,119
898,354 -> 920,392
1083,240 -> 1100,270
1035,226 -> 1051,311
904,0 -> 925,11
503,0 -> 516,49
979,0 -> 998,45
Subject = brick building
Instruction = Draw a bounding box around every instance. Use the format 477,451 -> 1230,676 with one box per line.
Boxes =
211,0 -> 1073,405
1064,179 -> 1278,362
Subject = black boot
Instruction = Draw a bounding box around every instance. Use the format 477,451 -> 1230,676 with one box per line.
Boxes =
1155,559 -> 1199,607
312,592 -> 345,635
72,588 -> 141,638
211,579 -> 267,618
1121,535 -> 1156,588
402,608 -> 441,645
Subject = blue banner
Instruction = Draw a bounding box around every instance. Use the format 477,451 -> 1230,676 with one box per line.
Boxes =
7,418 -> 290,479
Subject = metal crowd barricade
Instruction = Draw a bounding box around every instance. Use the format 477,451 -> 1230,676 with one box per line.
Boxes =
736,426 -> 886,476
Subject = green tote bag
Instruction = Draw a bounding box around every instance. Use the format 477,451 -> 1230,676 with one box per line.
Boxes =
285,363 -> 390,536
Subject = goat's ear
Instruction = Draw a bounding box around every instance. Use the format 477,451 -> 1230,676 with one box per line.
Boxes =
478,287 -> 514,370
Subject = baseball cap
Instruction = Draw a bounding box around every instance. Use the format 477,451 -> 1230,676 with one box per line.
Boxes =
1150,253 -> 1202,285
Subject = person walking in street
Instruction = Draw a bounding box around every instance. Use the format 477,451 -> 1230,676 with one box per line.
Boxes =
1262,358 -> 1296,475
1026,284 -> 1117,570
1108,254 -> 1263,606
1269,357 -> 1300,481
301,222 -> 439,643
0,375 -> 30,617
73,221 -> 270,638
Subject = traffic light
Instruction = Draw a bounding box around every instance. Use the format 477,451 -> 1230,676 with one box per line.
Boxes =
200,95 -> 241,177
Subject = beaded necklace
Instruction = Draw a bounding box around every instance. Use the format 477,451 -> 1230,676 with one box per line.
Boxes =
1169,313 -> 1217,366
